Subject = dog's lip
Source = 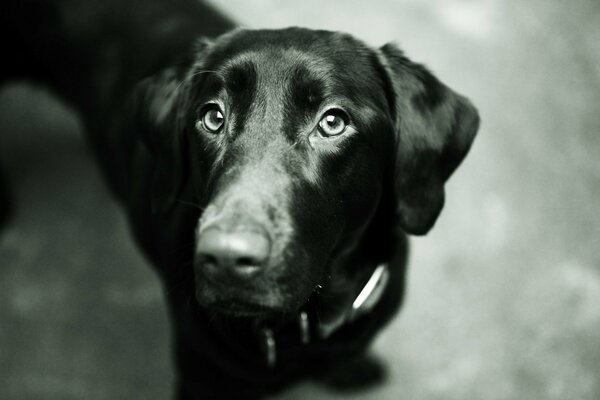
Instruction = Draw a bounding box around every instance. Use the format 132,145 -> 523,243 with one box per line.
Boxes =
194,266 -> 265,290
194,279 -> 287,316
206,298 -> 282,317
194,264 -> 319,318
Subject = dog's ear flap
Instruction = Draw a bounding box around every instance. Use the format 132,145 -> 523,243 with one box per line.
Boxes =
133,39 -> 212,214
134,68 -> 189,214
378,43 -> 480,235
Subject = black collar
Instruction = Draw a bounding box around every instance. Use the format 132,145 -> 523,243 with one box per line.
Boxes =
259,263 -> 390,368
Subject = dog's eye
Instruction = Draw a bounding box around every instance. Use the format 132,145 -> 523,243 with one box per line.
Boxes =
198,106 -> 224,133
318,110 -> 348,137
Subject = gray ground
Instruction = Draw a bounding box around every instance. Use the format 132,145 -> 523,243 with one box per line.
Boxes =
1,0 -> 599,399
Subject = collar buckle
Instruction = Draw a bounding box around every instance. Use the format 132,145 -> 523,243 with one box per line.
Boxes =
261,327 -> 276,368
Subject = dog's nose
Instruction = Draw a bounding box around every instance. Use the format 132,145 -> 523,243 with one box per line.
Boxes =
196,227 -> 271,281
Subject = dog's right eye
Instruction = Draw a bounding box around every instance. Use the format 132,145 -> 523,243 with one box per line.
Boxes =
197,106 -> 225,133
318,109 -> 349,137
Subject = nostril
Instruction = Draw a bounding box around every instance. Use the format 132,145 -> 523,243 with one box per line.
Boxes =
231,263 -> 262,280
200,254 -> 219,272
203,254 -> 218,265
236,256 -> 260,267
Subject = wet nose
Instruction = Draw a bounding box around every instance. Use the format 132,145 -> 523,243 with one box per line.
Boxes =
196,227 -> 271,281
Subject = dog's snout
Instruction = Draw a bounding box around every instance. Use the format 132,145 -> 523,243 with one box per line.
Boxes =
196,227 -> 271,281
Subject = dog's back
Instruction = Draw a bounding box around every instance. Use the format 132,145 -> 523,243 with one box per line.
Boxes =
2,0 -> 231,198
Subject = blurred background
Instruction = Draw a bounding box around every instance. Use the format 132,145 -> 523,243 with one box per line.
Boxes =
1,0 -> 599,399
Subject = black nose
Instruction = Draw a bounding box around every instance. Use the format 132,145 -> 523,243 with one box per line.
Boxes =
196,227 -> 271,281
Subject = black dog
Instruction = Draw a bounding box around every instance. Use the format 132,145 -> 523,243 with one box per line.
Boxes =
2,0 -> 479,398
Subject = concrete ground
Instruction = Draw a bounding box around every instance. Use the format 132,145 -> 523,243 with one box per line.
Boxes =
1,0 -> 599,399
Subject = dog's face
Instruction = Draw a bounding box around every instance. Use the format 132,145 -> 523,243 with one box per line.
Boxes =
189,29 -> 394,316
138,28 -> 479,318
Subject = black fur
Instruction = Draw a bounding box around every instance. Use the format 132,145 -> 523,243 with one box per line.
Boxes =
2,1 -> 479,398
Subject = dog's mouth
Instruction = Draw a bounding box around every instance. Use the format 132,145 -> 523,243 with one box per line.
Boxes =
209,299 -> 274,317
193,261 -> 392,371
193,268 -> 316,318
192,221 -> 321,318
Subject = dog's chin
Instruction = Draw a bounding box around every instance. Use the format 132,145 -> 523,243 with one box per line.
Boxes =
205,299 -> 283,318
194,287 -> 303,320
194,272 -> 319,319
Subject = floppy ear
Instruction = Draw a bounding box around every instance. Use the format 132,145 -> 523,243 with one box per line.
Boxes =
378,43 -> 480,235
134,68 -> 190,214
133,39 -> 212,214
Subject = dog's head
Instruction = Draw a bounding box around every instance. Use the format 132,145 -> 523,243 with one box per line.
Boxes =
137,28 -> 479,318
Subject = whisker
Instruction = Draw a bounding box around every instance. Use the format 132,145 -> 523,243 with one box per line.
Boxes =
186,69 -> 222,91
177,199 -> 206,211
174,69 -> 213,93
188,69 -> 219,79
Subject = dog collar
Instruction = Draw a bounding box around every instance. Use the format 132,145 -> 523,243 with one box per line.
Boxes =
260,262 -> 390,368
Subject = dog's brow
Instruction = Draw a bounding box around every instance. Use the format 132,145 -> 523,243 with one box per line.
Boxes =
186,69 -> 225,95
223,60 -> 259,133
189,69 -> 224,82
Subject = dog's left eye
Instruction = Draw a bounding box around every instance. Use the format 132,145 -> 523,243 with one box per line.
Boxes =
198,106 -> 225,133
318,110 -> 348,137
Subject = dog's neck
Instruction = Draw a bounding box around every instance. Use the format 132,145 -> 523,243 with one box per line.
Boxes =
201,255 -> 394,369
245,216 -> 405,368
258,262 -> 391,368
319,262 -> 391,338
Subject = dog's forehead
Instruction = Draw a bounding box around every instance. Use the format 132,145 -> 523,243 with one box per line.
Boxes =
211,28 -> 369,64
220,48 -> 332,98
206,28 -> 383,98
219,49 -> 328,145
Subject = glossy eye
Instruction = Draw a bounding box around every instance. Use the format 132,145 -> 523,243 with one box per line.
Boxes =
318,110 -> 348,137
198,106 -> 224,133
